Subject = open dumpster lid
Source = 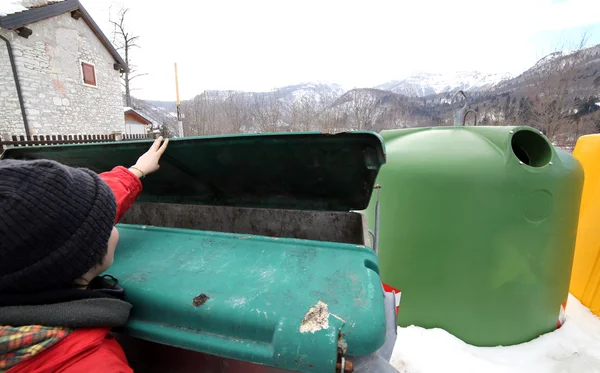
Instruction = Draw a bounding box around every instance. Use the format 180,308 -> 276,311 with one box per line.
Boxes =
1,131 -> 386,211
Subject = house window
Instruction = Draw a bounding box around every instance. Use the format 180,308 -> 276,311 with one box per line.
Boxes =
81,61 -> 96,86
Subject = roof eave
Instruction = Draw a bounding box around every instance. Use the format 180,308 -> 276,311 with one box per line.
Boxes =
125,109 -> 153,124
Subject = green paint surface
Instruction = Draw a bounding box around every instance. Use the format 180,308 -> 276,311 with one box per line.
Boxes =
364,126 -> 583,346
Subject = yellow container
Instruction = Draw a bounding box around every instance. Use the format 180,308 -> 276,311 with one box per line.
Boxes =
571,134 -> 600,315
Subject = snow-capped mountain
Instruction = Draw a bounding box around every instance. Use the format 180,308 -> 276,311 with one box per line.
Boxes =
527,44 -> 600,74
494,43 -> 600,94
375,71 -> 513,97
275,82 -> 345,105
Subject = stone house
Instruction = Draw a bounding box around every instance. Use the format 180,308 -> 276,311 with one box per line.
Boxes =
0,0 -> 128,137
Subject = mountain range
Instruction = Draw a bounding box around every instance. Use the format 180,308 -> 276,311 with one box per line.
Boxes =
138,43 -> 600,134
143,70 -> 514,111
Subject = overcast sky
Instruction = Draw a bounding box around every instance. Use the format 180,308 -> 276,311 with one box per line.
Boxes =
79,0 -> 600,101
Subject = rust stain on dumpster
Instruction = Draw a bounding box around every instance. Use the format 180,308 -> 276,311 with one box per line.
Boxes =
192,293 -> 210,307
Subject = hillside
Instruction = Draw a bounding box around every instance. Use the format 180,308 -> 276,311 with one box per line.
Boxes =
489,44 -> 600,96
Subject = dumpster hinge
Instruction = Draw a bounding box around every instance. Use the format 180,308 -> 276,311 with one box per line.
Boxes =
368,184 -> 382,255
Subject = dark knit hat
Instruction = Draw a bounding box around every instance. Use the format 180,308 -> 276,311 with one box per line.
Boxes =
0,159 -> 116,293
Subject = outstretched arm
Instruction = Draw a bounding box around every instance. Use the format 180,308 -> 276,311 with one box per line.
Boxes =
99,137 -> 169,224
99,166 -> 142,224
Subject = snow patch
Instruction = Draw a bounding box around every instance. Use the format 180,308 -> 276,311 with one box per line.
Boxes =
300,300 -> 330,334
0,0 -> 27,16
391,294 -> 600,372
0,1 -> 65,17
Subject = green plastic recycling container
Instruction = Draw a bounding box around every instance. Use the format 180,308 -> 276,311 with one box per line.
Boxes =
364,126 -> 584,346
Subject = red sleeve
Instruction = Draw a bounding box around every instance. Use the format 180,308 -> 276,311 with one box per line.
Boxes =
99,166 -> 143,224
65,336 -> 133,373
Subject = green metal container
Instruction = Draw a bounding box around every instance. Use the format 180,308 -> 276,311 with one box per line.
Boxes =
3,132 -> 390,373
364,126 -> 584,346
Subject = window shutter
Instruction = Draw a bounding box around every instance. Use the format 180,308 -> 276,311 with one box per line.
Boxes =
82,62 -> 96,86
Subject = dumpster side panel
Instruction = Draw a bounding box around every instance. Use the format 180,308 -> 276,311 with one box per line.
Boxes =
364,126 -> 583,346
121,203 -> 367,245
571,134 -> 600,315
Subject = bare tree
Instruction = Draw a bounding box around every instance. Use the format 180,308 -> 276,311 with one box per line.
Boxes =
526,31 -> 592,140
347,89 -> 379,130
182,91 -> 221,136
316,105 -> 344,132
313,86 -> 344,131
379,98 -> 413,130
181,98 -> 200,136
175,85 -> 414,136
223,91 -> 250,133
251,94 -> 283,132
287,86 -> 343,132
344,88 -> 414,131
110,7 -> 147,107
289,94 -> 318,131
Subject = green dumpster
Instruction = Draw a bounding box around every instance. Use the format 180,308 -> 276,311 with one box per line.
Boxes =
2,131 -> 391,372
364,126 -> 583,346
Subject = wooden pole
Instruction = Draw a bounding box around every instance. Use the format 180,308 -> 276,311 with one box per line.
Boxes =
174,62 -> 184,137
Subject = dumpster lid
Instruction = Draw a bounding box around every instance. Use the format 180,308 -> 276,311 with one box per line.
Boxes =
109,224 -> 387,372
1,131 -> 386,211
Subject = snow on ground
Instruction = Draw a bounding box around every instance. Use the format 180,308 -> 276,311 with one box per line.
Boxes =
391,294 -> 600,373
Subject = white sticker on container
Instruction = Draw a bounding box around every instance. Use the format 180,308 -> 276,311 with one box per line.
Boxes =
558,300 -> 567,328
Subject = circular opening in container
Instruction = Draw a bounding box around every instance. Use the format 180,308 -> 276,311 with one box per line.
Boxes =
511,130 -> 552,167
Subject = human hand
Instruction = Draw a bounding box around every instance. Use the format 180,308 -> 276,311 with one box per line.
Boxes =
129,136 -> 169,178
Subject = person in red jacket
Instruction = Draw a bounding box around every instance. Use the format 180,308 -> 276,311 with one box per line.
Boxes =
0,136 -> 169,373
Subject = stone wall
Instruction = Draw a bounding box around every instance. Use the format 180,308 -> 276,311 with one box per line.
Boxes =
0,12 -> 124,136
0,33 -> 22,135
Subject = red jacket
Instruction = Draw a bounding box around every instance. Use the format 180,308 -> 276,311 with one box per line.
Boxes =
8,166 -> 142,373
